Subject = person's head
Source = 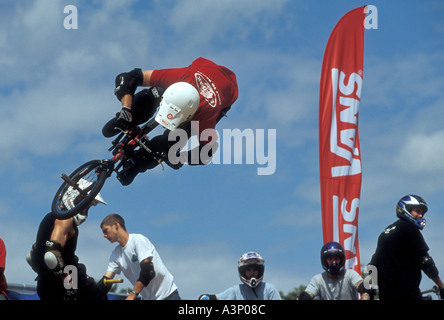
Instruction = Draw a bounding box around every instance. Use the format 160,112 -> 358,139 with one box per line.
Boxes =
320,242 -> 346,277
238,252 -> 265,288
396,194 -> 428,229
62,178 -> 107,226
155,82 -> 200,131
100,213 -> 127,243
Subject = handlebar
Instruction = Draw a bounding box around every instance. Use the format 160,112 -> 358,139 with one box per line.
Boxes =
104,278 -> 124,285
421,285 -> 441,300
421,285 -> 439,294
60,173 -> 88,197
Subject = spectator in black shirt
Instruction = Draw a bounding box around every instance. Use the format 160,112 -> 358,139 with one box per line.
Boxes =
369,194 -> 444,300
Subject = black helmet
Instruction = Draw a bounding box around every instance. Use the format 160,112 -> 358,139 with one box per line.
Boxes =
320,242 -> 346,275
396,194 -> 427,229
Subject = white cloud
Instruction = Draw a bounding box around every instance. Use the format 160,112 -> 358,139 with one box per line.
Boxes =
0,1 -> 154,165
397,130 -> 444,173
166,0 -> 289,42
363,52 -> 444,110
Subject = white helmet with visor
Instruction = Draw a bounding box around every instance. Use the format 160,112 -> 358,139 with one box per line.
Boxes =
155,82 -> 200,130
238,252 -> 265,288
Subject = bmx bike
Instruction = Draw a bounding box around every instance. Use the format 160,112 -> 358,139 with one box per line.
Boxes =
51,118 -> 160,220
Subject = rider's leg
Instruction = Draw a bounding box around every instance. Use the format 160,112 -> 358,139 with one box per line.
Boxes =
116,152 -> 160,186
116,130 -> 183,186
130,88 -> 159,124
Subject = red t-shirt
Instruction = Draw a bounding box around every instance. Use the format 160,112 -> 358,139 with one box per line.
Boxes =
150,57 -> 238,144
0,238 -> 7,298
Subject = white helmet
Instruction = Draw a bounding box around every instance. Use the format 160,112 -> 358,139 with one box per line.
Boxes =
155,82 -> 200,130
62,178 -> 107,226
238,252 -> 265,288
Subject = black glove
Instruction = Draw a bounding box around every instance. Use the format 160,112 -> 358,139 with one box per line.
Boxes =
114,106 -> 133,132
97,276 -> 113,295
114,68 -> 143,101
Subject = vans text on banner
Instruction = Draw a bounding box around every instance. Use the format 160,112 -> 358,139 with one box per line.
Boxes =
319,6 -> 367,274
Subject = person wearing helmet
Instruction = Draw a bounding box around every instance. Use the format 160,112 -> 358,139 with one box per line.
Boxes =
199,252 -> 281,300
298,242 -> 371,300
103,57 -> 238,186
27,187 -> 107,300
369,194 -> 444,300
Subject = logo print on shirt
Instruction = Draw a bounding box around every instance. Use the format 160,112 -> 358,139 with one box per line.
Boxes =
195,72 -> 217,108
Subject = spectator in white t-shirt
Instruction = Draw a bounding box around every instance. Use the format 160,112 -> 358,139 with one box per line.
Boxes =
100,213 -> 179,300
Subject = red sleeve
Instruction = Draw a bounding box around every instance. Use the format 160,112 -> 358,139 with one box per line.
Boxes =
0,238 -> 7,297
150,67 -> 194,89
0,239 -> 5,269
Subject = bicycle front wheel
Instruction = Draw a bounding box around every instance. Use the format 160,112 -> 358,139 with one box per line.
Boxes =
51,160 -> 108,219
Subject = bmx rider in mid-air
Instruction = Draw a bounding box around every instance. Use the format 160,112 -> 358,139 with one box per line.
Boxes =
102,57 -> 239,185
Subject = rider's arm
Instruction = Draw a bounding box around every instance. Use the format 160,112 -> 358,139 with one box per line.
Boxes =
96,271 -> 116,295
41,218 -> 75,273
127,281 -> 146,300
50,218 -> 75,248
431,276 -> 444,290
298,276 -> 319,300
142,70 -> 154,86
126,257 -> 155,300
43,218 -> 76,272
121,94 -> 133,109
420,254 -> 444,291
119,70 -> 154,109
428,271 -> 444,299
298,291 -> 314,300
354,279 -> 371,300
104,271 -> 116,279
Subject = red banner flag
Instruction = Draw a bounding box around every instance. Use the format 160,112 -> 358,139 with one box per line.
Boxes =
319,7 -> 366,274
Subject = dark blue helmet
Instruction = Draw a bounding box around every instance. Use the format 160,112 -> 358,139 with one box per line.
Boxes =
320,242 -> 346,275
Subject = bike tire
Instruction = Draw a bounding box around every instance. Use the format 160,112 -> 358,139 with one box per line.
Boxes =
51,160 -> 108,219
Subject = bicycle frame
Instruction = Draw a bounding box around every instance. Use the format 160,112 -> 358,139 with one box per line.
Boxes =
51,118 -> 159,219
107,118 -> 160,175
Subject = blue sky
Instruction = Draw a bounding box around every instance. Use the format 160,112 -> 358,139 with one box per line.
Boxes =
1,0 -> 444,299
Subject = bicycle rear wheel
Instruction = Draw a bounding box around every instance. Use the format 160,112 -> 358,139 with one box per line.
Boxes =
51,160 -> 108,219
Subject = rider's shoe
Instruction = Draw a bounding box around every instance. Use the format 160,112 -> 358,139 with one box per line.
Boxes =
133,148 -> 162,171
116,149 -> 162,186
116,159 -> 139,186
102,115 -> 121,138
